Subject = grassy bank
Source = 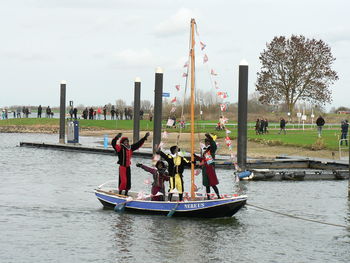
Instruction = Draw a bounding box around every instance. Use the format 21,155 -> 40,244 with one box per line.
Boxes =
0,118 -> 346,151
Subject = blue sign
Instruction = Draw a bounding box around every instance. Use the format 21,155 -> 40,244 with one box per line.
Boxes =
162,92 -> 170,97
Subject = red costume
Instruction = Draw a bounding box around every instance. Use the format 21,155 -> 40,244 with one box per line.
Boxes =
111,135 -> 147,194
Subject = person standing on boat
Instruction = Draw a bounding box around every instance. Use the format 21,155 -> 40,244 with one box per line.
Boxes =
157,146 -> 190,202
136,161 -> 169,201
194,133 -> 220,200
111,132 -> 150,196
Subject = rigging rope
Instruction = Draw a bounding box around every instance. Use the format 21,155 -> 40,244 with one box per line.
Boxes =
246,203 -> 348,229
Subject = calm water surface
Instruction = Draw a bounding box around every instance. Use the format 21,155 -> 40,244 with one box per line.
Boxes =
0,133 -> 349,263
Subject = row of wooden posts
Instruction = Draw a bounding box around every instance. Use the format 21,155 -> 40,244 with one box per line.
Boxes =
57,64 -> 350,196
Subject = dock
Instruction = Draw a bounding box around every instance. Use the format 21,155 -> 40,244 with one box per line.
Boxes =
20,141 -> 349,180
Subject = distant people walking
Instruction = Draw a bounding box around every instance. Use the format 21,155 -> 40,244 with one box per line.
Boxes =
340,120 -> 348,146
279,118 -> 287,135
37,105 -> 42,118
316,115 -> 325,137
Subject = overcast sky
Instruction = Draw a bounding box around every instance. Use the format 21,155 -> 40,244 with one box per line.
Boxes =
1,0 -> 349,111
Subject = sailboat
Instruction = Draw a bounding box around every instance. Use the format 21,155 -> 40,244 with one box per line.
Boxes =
95,19 -> 247,218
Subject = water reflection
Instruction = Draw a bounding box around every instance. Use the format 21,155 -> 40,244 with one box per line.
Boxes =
113,214 -> 135,262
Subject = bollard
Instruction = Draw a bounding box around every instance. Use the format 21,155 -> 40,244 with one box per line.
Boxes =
104,135 -> 108,149
133,78 -> 141,143
237,60 -> 248,170
153,67 -> 163,154
59,80 -> 66,144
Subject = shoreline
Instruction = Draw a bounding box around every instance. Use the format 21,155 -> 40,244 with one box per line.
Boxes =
0,125 -> 344,160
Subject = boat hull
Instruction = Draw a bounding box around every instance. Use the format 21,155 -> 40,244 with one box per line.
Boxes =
95,190 -> 247,218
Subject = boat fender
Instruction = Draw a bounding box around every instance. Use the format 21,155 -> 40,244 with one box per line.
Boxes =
238,171 -> 252,179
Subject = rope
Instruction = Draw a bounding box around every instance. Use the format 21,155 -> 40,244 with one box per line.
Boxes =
247,203 -> 348,229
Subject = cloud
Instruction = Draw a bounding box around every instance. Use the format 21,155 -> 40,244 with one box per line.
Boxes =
1,50 -> 53,62
113,49 -> 157,68
154,8 -> 199,37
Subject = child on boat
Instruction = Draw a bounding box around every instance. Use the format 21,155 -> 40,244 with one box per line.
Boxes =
136,161 -> 169,201
157,145 -> 190,201
111,132 -> 150,196
194,133 -> 221,200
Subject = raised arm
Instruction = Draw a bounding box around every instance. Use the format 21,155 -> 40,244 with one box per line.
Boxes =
111,133 -> 122,153
131,132 -> 150,151
137,163 -> 157,175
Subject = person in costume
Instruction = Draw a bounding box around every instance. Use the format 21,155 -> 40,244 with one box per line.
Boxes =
157,146 -> 190,201
136,161 -> 169,201
111,132 -> 150,196
194,133 -> 220,200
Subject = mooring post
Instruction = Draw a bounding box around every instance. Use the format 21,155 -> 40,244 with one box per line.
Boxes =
153,67 -> 163,154
59,80 -> 66,144
237,60 -> 249,170
133,77 -> 141,143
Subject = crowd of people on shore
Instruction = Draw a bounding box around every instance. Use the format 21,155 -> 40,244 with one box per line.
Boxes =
255,118 -> 269,134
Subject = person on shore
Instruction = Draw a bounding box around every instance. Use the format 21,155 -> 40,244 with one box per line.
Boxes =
255,119 -> 260,134
97,107 -> 102,120
263,119 -> 269,134
111,132 -> 150,196
16,107 -> 21,118
279,118 -> 287,135
111,106 -> 116,120
157,145 -> 190,201
46,106 -> 51,118
69,107 -> 73,119
136,161 -> 169,201
149,112 -> 153,122
194,133 -> 220,200
316,115 -> 325,137
73,107 -> 78,119
82,108 -> 88,119
88,107 -> 94,120
37,105 -> 42,118
340,120 -> 348,146
103,105 -> 107,120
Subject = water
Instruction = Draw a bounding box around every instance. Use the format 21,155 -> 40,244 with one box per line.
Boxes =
0,133 -> 349,263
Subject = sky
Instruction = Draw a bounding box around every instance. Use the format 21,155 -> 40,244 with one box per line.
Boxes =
1,0 -> 349,111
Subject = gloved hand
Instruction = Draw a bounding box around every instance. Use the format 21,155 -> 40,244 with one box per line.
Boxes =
143,132 -> 150,140
115,133 -> 122,139
136,163 -> 142,168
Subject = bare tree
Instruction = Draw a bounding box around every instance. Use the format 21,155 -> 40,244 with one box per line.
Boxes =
256,35 -> 338,114
141,100 -> 152,112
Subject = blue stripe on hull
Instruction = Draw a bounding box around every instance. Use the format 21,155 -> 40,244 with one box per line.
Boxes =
95,191 -> 247,218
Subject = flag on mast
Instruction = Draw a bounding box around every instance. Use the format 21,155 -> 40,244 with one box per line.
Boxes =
203,54 -> 208,63
211,69 -> 218,76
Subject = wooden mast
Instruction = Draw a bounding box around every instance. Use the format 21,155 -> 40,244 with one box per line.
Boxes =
190,18 -> 196,200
